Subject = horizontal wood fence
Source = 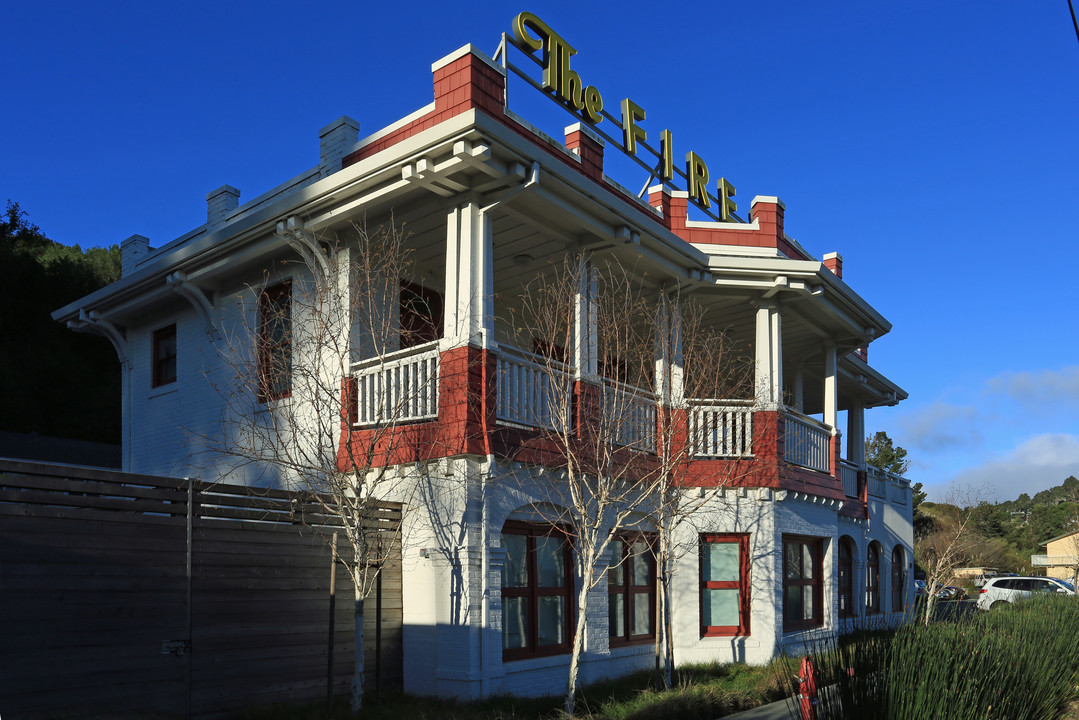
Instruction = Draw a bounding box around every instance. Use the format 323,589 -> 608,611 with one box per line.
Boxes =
0,459 -> 402,719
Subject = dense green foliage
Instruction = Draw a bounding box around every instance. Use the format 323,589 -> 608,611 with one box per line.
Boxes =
866,431 -> 910,475
0,201 -> 121,443
789,595 -> 1079,720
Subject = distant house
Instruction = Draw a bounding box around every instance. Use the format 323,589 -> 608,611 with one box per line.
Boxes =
1032,531 -> 1079,582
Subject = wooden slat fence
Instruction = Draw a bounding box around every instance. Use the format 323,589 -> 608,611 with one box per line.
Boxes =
0,459 -> 402,720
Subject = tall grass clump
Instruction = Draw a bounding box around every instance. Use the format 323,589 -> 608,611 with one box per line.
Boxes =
784,595 -> 1079,720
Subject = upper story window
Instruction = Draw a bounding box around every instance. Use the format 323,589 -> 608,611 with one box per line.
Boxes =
783,535 -> 823,631
501,522 -> 574,660
866,542 -> 881,614
701,533 -> 750,636
399,281 -> 442,349
258,282 -> 292,401
607,532 -> 656,645
152,324 -> 177,388
838,537 -> 855,619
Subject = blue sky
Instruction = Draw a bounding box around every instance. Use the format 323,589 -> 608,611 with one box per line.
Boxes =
4,1 -> 1078,501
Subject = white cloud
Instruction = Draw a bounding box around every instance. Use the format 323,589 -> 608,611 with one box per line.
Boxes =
944,433 -> 1079,502
897,401 -> 981,453
986,367 -> 1079,410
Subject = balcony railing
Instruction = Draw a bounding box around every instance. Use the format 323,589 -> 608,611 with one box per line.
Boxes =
1032,554 -> 1078,567
867,467 -> 888,499
784,410 -> 831,474
840,460 -> 860,499
351,341 -> 440,427
603,380 -> 657,452
496,345 -> 571,430
689,400 -> 754,458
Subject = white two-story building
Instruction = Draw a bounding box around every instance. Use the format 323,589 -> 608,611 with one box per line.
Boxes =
54,13 -> 914,700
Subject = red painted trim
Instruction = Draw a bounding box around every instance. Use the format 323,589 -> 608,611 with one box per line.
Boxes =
700,533 -> 751,637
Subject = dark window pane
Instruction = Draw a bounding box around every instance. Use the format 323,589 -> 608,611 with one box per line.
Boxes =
537,596 -> 565,645
502,534 -> 528,588
536,536 -> 565,587
502,597 -> 528,649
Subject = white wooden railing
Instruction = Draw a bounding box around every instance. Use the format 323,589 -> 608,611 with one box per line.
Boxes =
867,467 -> 888,499
784,411 -> 831,474
688,401 -> 754,458
496,346 -> 571,430
840,460 -> 860,498
603,381 -> 656,452
890,477 -> 909,505
1032,554 -> 1078,567
351,341 -> 439,427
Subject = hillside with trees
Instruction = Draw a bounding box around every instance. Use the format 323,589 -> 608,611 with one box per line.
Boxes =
1,201 -> 121,443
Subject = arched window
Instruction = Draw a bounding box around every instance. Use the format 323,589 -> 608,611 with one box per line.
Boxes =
838,537 -> 855,618
891,545 -> 905,611
866,542 -> 881,614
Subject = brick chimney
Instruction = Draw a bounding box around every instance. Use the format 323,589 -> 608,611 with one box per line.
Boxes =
319,116 -> 360,178
565,123 -> 604,183
121,234 -> 151,277
206,185 -> 240,230
823,252 -> 843,278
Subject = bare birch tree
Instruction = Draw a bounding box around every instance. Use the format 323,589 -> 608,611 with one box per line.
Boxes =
502,256 -> 752,711
650,289 -> 754,689
916,485 -> 983,626
209,218 -> 437,711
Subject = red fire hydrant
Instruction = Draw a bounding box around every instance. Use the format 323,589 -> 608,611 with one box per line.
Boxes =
797,656 -> 819,720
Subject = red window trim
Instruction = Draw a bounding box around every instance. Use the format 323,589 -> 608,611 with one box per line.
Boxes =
700,533 -> 751,638
783,535 -> 824,632
152,324 -> 177,388
258,281 -> 292,402
607,531 -> 657,647
501,521 -> 575,661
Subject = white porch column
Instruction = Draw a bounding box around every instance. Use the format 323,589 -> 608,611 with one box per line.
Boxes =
444,199 -> 495,349
655,291 -> 684,406
823,343 -> 838,431
847,404 -> 865,466
754,302 -> 782,408
573,258 -> 599,382
792,365 -> 804,413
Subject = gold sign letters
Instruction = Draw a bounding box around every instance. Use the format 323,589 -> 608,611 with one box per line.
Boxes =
511,11 -> 738,221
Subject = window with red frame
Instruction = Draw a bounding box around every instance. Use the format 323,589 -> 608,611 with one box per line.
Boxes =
399,281 -> 442,349
607,533 -> 656,645
838,537 -> 855,618
258,282 -> 292,401
866,542 -> 881,614
701,534 -> 750,637
152,324 -> 177,388
501,522 -> 574,660
783,536 -> 823,631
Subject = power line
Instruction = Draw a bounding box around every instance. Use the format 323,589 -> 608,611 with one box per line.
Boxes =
1070,0 -> 1079,46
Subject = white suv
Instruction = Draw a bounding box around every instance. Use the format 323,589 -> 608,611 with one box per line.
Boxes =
976,576 -> 1075,610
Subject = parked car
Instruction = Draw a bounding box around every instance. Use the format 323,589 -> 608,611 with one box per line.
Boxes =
914,579 -> 927,597
936,585 -> 966,601
976,576 -> 1075,610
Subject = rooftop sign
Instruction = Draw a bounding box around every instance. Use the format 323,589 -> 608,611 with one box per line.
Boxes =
505,11 -> 740,222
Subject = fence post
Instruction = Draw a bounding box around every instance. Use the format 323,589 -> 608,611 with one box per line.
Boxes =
185,477 -> 195,720
327,532 -> 338,703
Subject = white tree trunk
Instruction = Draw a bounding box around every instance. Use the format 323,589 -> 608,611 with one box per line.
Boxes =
564,576 -> 591,715
351,598 -> 365,712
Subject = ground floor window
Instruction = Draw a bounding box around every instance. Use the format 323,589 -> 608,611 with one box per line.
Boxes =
783,536 -> 823,631
866,542 -> 881,614
501,522 -> 574,660
607,533 -> 656,645
838,537 -> 855,618
701,534 -> 750,636
891,545 -> 905,611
